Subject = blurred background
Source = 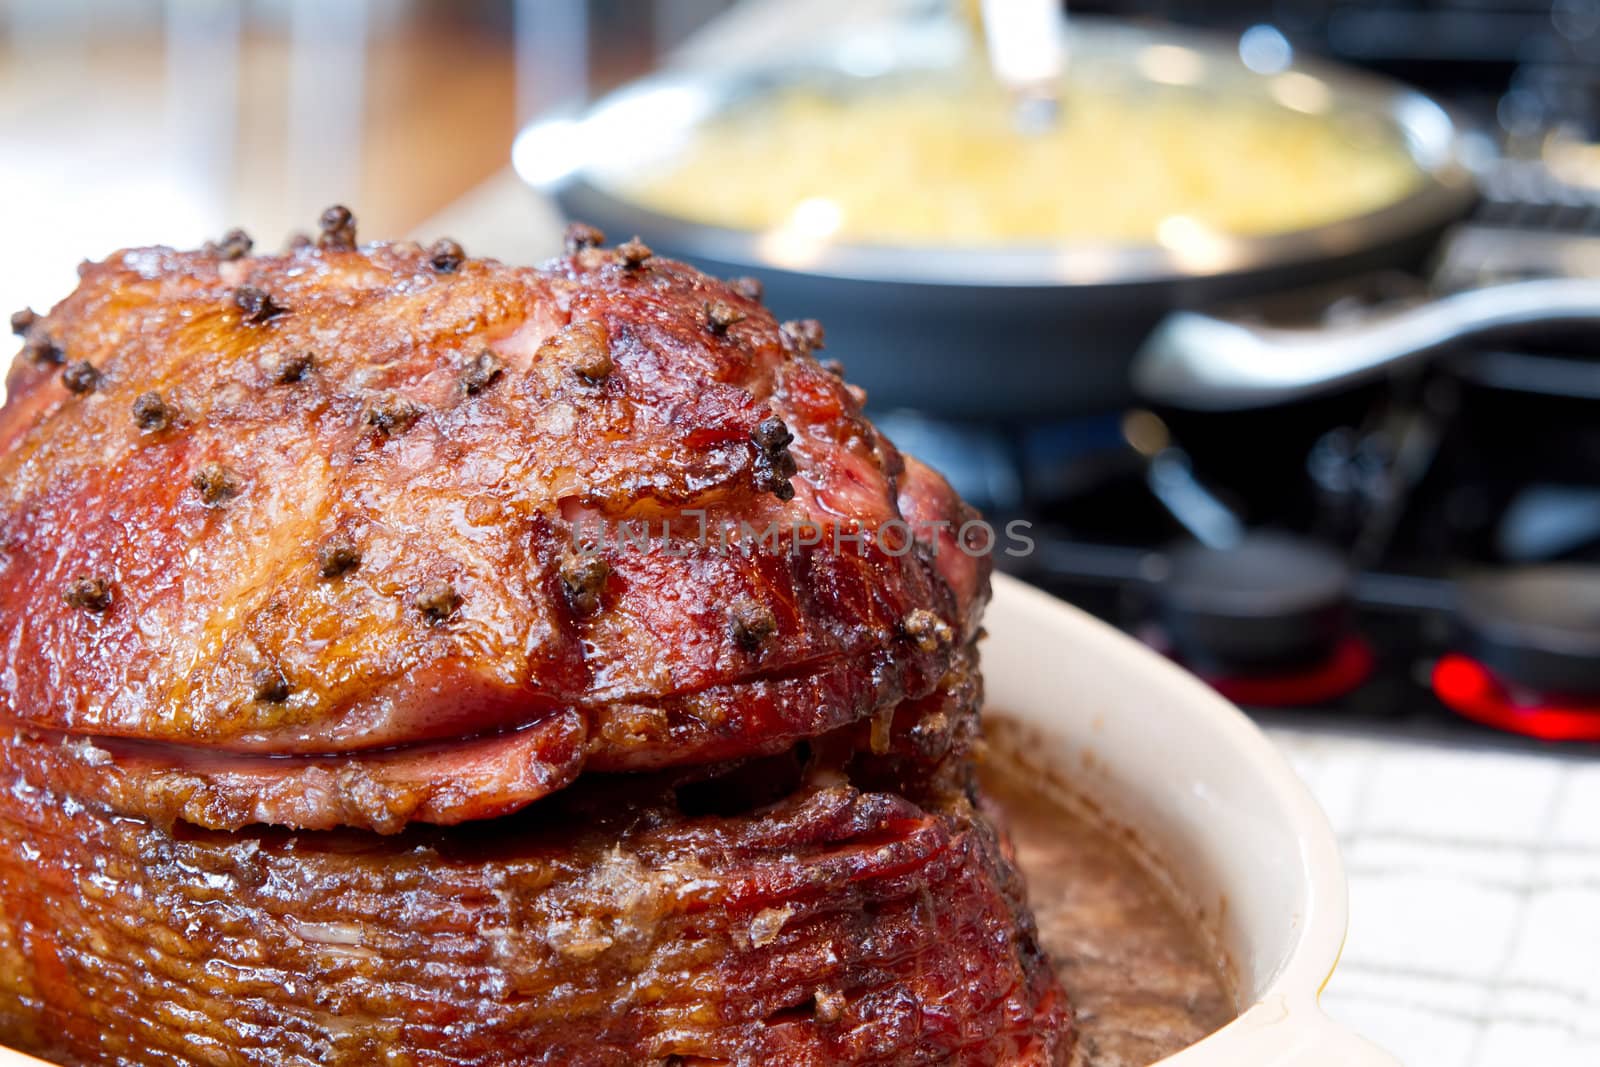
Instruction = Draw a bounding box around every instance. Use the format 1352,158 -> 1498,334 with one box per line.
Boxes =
4,0 -> 1597,312
4,5 -> 1600,1062
0,0 -> 678,313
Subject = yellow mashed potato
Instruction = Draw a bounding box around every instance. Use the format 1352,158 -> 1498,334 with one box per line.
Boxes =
623,81 -> 1422,246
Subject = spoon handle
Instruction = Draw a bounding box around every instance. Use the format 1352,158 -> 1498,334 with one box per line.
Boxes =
1133,277 -> 1600,411
979,0 -> 1066,129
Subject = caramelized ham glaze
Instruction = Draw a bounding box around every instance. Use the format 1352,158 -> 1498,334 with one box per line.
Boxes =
0,226 -> 980,831
0,215 -> 1068,1065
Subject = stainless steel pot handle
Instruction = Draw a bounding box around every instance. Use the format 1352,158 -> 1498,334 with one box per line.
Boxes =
1132,277 -> 1600,411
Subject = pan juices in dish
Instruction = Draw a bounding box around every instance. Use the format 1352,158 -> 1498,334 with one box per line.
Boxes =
980,745 -> 1236,1066
0,210 -> 1075,1065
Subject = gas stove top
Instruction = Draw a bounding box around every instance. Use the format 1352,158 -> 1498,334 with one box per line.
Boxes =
892,206 -> 1600,751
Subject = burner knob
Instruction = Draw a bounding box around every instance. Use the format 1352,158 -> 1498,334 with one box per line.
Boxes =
1159,533 -> 1352,672
1455,567 -> 1600,697
1154,533 -> 1372,706
1432,567 -> 1600,743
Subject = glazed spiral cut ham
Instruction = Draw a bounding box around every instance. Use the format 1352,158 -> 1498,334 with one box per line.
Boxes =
0,211 -> 1070,1065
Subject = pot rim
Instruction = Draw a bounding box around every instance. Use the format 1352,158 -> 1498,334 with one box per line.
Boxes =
516,16 -> 1477,290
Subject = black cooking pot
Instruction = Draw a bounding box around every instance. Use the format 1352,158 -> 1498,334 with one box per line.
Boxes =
516,18 -> 1476,421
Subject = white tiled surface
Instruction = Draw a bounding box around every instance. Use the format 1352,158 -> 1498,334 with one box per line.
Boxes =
1268,729 -> 1600,1067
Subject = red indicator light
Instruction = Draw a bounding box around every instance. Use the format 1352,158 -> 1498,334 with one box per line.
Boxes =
1202,635 -> 1375,708
1432,653 -> 1600,742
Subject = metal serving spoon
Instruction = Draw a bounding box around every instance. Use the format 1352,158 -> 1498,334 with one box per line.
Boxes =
978,0 -> 1066,133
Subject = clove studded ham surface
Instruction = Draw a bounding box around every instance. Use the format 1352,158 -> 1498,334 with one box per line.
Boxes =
0,216 -> 1069,1066
0,230 -> 983,832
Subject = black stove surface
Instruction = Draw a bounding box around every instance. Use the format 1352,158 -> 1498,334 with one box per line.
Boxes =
883,2 -> 1600,749
1076,0 -> 1600,142
971,226 -> 1600,753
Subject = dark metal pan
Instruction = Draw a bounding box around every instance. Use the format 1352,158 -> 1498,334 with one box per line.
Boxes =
515,17 -> 1476,421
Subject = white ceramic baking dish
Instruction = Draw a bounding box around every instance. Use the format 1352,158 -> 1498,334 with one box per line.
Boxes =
982,573 -> 1397,1065
0,572 -> 1393,1066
